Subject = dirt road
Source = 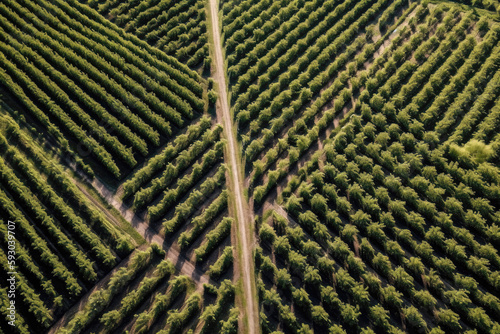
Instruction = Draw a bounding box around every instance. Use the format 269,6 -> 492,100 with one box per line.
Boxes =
71,176 -> 210,287
208,1 -> 259,332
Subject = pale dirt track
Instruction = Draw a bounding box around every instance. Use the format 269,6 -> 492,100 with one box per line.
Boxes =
208,0 -> 259,332
71,176 -> 210,287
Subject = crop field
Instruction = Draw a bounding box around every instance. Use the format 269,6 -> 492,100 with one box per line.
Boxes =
83,0 -> 210,70
0,0 -> 499,333
0,0 -> 205,180
0,105 -> 234,334
242,0 -> 500,332
52,245 -> 237,334
0,111 -> 134,333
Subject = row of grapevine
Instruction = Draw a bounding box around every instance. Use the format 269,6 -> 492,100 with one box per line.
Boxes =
246,0 -> 434,203
84,0 -> 210,69
57,247 -> 159,334
449,0 -> 499,12
147,144 -> 225,221
250,2 -> 474,206
162,164 -> 226,234
131,275 -> 193,334
118,115 -> 234,280
0,111 -> 134,334
0,0 -> 205,178
243,2 -> 500,332
132,125 -> 223,209
55,245 -> 236,333
200,280 -> 237,333
121,116 -> 213,198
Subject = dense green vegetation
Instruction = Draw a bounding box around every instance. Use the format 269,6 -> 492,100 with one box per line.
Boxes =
120,114 -> 234,272
82,0 -> 210,69
222,0 -> 421,201
55,245 -> 236,333
0,112 -> 133,334
444,0 -> 499,13
0,1 -> 232,331
0,0 -> 205,179
237,1 -> 500,331
1,0 -> 499,332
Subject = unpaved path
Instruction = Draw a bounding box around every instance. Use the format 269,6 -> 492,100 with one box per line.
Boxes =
71,176 -> 210,287
208,0 -> 258,332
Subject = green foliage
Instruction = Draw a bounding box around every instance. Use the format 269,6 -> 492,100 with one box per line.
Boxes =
60,248 -> 155,334
134,276 -> 190,334
99,260 -> 174,331
450,139 -> 494,164
208,246 -> 234,280
436,308 -> 462,331
0,0 -> 206,179
208,90 -> 218,104
3,0 -> 500,333
403,306 -> 427,330
195,217 -> 233,263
